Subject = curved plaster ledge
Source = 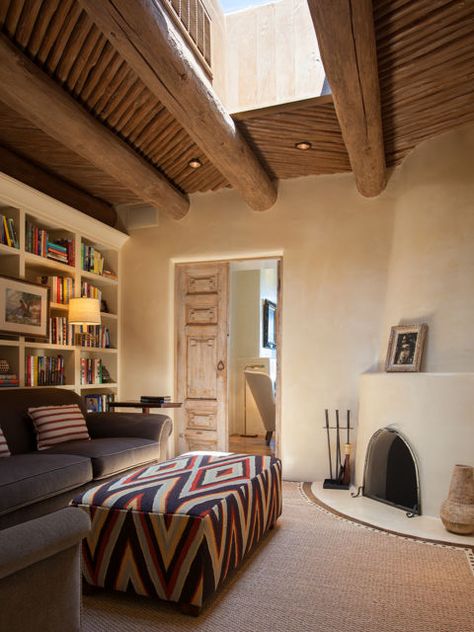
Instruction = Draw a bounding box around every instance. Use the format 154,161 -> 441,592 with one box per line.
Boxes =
355,372 -> 474,518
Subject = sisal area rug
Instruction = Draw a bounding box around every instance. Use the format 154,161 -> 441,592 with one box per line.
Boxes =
82,482 -> 474,632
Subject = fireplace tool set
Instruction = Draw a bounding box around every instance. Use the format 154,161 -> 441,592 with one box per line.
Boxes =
323,409 -> 353,490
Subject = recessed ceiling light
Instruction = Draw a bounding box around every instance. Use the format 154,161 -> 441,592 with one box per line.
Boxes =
188,158 -> 202,169
295,141 -> 312,151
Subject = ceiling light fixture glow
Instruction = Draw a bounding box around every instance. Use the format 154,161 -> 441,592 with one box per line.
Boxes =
188,158 -> 202,169
295,141 -> 312,151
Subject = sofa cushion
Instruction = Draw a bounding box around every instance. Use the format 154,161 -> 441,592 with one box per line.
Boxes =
28,404 -> 90,450
0,427 -> 10,457
44,438 -> 160,480
0,454 -> 93,517
0,388 -> 85,454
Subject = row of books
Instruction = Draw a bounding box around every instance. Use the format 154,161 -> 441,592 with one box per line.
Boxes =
75,325 -> 112,349
82,244 -> 105,275
49,317 -> 74,346
0,374 -> 19,387
38,275 -> 75,305
26,222 -> 75,265
81,281 -> 102,302
84,393 -> 114,413
80,358 -> 103,385
25,355 -> 66,386
1,215 -> 19,249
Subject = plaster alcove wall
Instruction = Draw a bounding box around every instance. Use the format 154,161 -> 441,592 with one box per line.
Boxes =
120,124 -> 474,484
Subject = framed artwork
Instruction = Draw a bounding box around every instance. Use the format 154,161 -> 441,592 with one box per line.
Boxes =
0,275 -> 50,339
263,299 -> 277,350
385,324 -> 428,372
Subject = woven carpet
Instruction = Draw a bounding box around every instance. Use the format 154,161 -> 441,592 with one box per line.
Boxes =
82,482 -> 474,632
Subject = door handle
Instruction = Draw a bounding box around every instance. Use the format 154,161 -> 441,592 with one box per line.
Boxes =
217,360 -> 225,371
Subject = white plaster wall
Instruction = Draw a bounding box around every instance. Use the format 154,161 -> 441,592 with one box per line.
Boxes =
120,124 -> 474,483
357,373 -> 474,516
225,0 -> 325,111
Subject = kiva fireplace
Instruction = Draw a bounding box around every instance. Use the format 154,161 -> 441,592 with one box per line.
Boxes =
360,428 -> 420,516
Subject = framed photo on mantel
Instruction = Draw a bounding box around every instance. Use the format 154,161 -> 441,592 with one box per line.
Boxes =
385,324 -> 428,372
0,275 -> 50,339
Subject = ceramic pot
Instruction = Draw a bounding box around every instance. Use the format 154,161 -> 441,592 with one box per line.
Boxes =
440,464 -> 474,535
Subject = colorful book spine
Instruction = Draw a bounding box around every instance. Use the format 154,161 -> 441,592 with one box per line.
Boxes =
76,325 -> 111,348
26,222 -> 74,264
81,244 -> 105,275
25,355 -> 66,386
83,393 -> 114,413
38,276 -> 75,304
81,281 -> 102,303
80,357 -> 103,385
49,317 -> 74,346
0,215 -> 19,249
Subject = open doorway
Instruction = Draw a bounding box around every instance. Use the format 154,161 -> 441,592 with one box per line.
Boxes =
228,258 -> 280,457
174,257 -> 281,459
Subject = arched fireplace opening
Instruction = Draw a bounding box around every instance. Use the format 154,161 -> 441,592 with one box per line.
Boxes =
363,428 -> 420,516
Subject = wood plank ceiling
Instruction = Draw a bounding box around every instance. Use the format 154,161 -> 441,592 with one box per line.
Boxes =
0,0 -> 472,219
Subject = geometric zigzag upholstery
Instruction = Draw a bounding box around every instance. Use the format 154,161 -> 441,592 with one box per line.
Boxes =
72,452 -> 282,610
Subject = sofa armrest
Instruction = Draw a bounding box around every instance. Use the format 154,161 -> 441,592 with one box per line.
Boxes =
86,412 -> 173,445
0,507 -> 90,580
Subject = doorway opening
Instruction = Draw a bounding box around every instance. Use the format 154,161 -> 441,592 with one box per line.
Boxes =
174,256 -> 281,460
227,258 -> 280,457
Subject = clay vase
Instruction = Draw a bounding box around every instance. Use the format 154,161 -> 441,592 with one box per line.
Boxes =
440,464 -> 474,535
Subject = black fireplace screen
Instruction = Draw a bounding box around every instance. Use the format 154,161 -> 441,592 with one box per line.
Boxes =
363,428 -> 420,515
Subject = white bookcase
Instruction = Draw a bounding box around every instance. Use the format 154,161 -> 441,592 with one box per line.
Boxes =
0,173 -> 128,402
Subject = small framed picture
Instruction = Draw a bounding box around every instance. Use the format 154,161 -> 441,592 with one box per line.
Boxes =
385,324 -> 428,372
263,299 -> 277,350
0,275 -> 50,339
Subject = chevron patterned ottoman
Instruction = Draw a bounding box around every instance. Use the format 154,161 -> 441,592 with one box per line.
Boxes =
72,452 -> 282,613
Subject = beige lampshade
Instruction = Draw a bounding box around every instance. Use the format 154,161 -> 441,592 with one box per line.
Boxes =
68,298 -> 101,325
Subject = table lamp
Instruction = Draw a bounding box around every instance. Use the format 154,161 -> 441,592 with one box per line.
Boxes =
68,298 -> 101,346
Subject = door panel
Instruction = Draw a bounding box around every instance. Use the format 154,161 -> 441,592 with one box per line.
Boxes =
176,262 -> 228,454
186,335 -> 217,399
185,401 -> 218,431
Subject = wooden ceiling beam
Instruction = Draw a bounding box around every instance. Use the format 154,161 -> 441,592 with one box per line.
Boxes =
307,0 -> 386,197
0,145 -> 117,226
0,34 -> 189,219
78,0 -> 277,211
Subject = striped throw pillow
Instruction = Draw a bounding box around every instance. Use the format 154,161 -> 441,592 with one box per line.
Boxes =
28,404 -> 91,450
0,427 -> 11,457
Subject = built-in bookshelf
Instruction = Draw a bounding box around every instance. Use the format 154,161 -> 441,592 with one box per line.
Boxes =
0,176 -> 127,406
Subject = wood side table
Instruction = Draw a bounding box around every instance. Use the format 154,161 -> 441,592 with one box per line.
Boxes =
108,401 -> 182,414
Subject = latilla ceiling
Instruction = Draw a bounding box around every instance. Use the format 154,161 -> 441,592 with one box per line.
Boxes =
0,0 -> 472,222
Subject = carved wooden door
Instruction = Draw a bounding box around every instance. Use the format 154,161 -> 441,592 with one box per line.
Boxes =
175,262 -> 229,453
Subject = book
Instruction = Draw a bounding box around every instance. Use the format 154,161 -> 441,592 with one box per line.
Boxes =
140,395 -> 171,403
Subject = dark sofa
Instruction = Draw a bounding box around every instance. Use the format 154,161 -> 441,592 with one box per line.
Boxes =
0,388 -> 172,529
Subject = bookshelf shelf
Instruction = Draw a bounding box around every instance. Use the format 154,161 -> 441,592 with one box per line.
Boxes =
25,251 -> 75,274
50,302 -> 69,312
0,339 -> 20,347
79,347 -> 117,354
0,183 -> 127,400
0,242 -> 20,256
80,383 -> 118,390
25,342 -> 76,351
81,270 -> 118,286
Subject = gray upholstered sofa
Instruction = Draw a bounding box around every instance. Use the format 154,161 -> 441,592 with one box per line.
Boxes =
0,388 -> 172,529
0,507 -> 90,632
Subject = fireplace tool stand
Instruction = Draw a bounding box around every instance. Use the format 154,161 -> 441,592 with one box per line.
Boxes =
323,409 -> 354,490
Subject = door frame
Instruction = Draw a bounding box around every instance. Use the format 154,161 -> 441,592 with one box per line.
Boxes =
172,253 -> 283,458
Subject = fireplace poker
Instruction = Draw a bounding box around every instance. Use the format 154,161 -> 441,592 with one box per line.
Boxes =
341,409 -> 352,486
336,409 -> 343,482
324,408 -> 333,480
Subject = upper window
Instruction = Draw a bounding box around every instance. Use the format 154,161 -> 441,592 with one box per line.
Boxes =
165,0 -> 212,73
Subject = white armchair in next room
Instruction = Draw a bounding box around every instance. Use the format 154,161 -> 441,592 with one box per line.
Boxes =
244,370 -> 276,445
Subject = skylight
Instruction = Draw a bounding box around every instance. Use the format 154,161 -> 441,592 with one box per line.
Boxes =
219,0 -> 278,14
